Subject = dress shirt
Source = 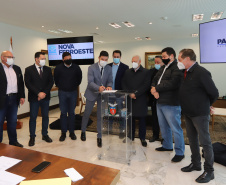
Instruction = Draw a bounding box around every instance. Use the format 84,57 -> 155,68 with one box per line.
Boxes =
112,62 -> 120,90
98,62 -> 105,77
2,63 -> 18,94
35,63 -> 43,75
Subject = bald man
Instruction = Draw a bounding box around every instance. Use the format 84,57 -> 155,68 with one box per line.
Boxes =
122,55 -> 151,147
0,51 -> 25,147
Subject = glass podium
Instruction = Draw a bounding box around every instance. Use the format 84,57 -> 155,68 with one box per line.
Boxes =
98,91 -> 135,165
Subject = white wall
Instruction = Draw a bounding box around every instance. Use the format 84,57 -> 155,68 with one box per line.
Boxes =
0,22 -> 59,115
90,38 -> 225,97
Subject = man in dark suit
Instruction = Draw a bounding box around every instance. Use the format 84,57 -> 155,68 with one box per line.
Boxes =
108,50 -> 129,138
178,49 -> 219,183
122,55 -> 151,147
0,50 -> 25,147
81,50 -> 112,147
25,52 -> 54,146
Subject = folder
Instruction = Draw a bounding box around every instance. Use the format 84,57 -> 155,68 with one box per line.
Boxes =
20,177 -> 71,185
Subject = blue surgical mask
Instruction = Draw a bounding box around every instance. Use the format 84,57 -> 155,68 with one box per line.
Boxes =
155,64 -> 161,70
113,58 -> 120,64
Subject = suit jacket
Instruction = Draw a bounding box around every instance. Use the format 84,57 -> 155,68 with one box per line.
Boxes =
108,62 -> 129,90
84,62 -> 113,101
122,65 -> 151,117
0,63 -> 25,109
25,64 -> 54,102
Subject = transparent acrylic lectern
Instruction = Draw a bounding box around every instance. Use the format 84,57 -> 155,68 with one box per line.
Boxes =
98,91 -> 135,165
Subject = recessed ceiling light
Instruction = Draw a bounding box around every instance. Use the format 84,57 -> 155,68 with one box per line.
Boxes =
135,37 -> 142,40
192,33 -> 199,37
42,26 -> 44,28
109,23 -> 121,28
97,41 -> 104,43
123,21 -> 135,27
211,12 -> 223,20
96,27 -> 99,29
161,17 -> 168,20
145,37 -> 151,40
193,14 -> 204,21
148,22 -> 153,25
48,30 -> 61,34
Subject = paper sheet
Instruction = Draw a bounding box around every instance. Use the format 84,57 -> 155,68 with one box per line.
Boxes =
0,156 -> 22,171
0,170 -> 25,185
64,168 -> 83,182
19,177 -> 71,185
102,90 -> 118,93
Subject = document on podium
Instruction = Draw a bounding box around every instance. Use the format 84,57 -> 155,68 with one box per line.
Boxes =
0,156 -> 22,171
0,170 -> 25,185
102,90 -> 117,93
20,177 -> 71,185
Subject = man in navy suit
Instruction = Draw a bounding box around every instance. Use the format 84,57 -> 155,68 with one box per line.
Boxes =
108,50 -> 129,138
25,52 -> 54,146
81,50 -> 112,147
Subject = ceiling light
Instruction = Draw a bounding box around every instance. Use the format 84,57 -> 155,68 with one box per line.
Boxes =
192,33 -> 199,37
48,30 -> 61,34
109,23 -> 121,28
135,37 -> 142,40
161,17 -> 168,20
58,29 -> 73,33
211,12 -> 223,20
97,41 -> 104,43
123,21 -> 135,27
96,27 -> 99,29
42,26 -> 44,28
193,14 -> 204,21
145,37 -> 151,40
148,22 -> 153,25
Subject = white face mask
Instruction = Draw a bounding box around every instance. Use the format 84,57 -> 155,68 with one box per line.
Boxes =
99,60 -> 107,67
6,58 -> 14,66
177,61 -> 185,70
132,62 -> 139,69
39,60 -> 46,67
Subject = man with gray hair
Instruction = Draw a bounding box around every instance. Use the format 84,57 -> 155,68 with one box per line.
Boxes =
122,55 -> 151,147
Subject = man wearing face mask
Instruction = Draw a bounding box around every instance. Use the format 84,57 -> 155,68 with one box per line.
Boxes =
108,50 -> 129,138
25,52 -> 54,146
178,49 -> 218,183
148,56 -> 164,142
54,52 -> 82,142
122,55 -> 151,147
0,51 -> 25,147
81,50 -> 112,147
151,47 -> 185,162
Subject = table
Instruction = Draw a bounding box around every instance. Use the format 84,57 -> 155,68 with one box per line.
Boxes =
0,143 -> 120,185
211,108 -> 226,130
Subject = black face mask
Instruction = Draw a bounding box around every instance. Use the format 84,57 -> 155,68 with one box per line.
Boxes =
64,59 -> 72,65
162,58 -> 170,65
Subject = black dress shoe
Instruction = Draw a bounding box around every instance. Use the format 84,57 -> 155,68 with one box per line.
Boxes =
28,137 -> 35,146
69,132 -> 77,140
42,135 -> 53,143
97,138 -> 102,148
155,147 -> 173,151
59,133 -> 66,142
81,132 -> 86,141
149,136 -> 159,143
195,171 -> 214,183
171,155 -> 184,162
141,139 -> 147,147
181,163 -> 201,172
10,141 -> 23,148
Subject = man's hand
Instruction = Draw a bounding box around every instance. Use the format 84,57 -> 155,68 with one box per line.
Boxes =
129,93 -> 136,99
210,106 -> 215,115
151,87 -> 156,95
38,92 -> 46,100
20,98 -> 25,105
153,92 -> 159,99
105,87 -> 112,90
99,86 -> 105,92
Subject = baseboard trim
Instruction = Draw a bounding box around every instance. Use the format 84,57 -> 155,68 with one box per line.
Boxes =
17,104 -> 59,119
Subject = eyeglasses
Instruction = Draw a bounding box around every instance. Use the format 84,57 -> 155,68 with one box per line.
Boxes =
4,56 -> 15,59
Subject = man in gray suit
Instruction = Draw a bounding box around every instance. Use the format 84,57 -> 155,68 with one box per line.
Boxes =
81,50 -> 112,147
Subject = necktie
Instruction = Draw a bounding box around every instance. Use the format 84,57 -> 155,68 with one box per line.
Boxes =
184,70 -> 187,79
39,67 -> 43,78
100,67 -> 103,76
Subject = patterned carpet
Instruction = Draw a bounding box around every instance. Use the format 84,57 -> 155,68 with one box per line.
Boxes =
85,107 -> 226,145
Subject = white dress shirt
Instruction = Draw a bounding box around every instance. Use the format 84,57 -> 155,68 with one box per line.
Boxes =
35,63 -> 43,74
2,63 -> 18,94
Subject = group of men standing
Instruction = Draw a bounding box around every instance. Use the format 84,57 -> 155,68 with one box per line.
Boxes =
0,46 -> 219,183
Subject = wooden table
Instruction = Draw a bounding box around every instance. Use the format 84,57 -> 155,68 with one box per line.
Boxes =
0,143 -> 120,185
211,108 -> 226,130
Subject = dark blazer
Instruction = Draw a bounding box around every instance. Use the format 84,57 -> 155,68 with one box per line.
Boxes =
148,68 -> 158,106
179,63 -> 219,117
25,64 -> 54,102
152,60 -> 183,106
0,63 -> 25,109
122,65 -> 151,117
108,62 -> 129,90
